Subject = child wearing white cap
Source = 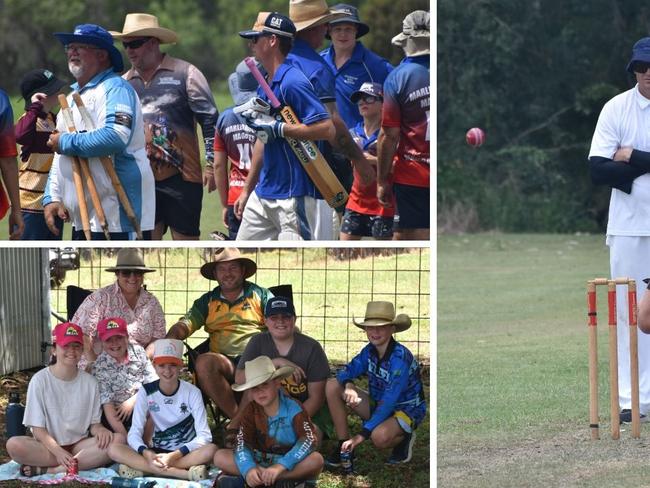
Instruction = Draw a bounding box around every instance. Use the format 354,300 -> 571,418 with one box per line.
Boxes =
107,339 -> 216,481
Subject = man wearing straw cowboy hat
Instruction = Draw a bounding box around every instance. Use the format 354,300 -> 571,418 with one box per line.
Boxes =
44,23 -> 155,240
166,248 -> 272,422
325,301 -> 426,469
110,14 -> 218,241
287,0 -> 376,240
377,10 -> 431,240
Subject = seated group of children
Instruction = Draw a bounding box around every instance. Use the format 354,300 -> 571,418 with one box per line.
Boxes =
6,300 -> 426,488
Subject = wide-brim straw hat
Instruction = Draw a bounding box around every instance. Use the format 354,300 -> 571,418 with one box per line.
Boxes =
200,248 -> 257,280
110,13 -> 178,44
289,0 -> 348,32
232,356 -> 294,392
104,248 -> 155,273
353,301 -> 412,332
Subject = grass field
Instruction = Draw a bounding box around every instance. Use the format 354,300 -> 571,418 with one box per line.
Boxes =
0,91 -> 233,241
436,233 -> 650,487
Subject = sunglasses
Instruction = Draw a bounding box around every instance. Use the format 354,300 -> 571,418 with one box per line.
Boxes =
118,270 -> 145,277
357,95 -> 381,105
63,44 -> 101,54
122,38 -> 151,50
251,33 -> 272,44
633,61 -> 650,74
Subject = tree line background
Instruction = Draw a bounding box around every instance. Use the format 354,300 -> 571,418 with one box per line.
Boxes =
438,0 -> 650,233
0,0 -> 427,97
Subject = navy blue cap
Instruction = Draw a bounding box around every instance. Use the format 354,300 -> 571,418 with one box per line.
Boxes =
350,81 -> 383,103
240,12 -> 296,40
264,296 -> 296,317
54,24 -> 124,72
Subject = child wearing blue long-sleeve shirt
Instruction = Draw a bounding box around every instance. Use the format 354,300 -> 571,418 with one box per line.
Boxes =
213,356 -> 323,488
325,301 -> 426,471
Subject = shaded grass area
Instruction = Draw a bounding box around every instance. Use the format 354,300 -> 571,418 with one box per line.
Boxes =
436,233 -> 650,487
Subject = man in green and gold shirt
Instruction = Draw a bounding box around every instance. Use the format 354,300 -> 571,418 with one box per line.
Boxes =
166,248 -> 272,420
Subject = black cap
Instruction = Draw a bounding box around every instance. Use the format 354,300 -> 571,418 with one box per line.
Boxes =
264,296 -> 296,317
19,69 -> 67,108
239,12 -> 296,40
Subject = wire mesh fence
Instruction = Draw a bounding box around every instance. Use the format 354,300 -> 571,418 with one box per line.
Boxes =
50,247 -> 430,364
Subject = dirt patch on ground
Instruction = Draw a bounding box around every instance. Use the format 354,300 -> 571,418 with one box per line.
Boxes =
438,423 -> 650,487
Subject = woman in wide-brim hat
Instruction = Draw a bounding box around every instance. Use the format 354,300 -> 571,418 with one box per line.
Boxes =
72,248 -> 166,369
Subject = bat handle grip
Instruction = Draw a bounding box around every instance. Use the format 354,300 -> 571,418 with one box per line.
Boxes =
244,57 -> 281,109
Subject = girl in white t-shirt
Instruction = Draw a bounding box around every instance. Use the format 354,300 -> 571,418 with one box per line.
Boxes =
6,322 -> 125,477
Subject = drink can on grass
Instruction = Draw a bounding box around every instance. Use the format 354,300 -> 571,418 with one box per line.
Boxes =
340,449 -> 353,474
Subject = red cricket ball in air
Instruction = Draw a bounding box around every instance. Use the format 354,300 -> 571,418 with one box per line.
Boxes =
466,127 -> 486,147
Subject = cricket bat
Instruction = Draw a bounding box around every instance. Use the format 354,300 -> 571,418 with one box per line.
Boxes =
243,57 -> 348,210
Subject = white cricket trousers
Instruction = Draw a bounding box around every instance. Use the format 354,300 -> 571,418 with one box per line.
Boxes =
236,192 -> 318,241
607,235 -> 650,413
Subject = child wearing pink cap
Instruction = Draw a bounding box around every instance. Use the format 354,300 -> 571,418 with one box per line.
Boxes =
6,322 -> 125,477
91,317 -> 157,437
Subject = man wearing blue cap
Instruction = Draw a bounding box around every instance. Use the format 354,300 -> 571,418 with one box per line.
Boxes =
589,37 -> 650,424
320,4 -> 393,129
44,24 -> 155,240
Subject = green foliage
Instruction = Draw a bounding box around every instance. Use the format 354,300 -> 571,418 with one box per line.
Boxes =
0,0 -> 413,91
438,0 -> 650,232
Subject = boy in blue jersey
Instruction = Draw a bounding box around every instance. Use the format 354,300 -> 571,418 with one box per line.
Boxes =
213,356 -> 323,488
234,12 -> 336,240
107,339 -> 216,481
325,301 -> 426,470
320,4 -> 393,129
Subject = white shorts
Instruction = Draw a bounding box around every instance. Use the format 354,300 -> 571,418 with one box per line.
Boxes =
236,192 -> 318,241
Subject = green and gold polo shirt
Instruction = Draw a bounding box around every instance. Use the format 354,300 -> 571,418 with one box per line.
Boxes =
180,281 -> 272,357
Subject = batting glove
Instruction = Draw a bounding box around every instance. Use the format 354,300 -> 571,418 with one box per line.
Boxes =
247,113 -> 286,143
234,97 -> 271,119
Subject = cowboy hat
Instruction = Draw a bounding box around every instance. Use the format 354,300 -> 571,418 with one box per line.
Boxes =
232,356 -> 294,392
104,248 -> 155,273
110,13 -> 178,44
353,301 -> 412,332
200,248 -> 257,280
54,24 -> 124,72
289,0 -> 348,32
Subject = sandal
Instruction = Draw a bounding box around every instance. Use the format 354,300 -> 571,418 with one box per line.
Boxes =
188,464 -> 208,481
118,463 -> 144,479
19,465 -> 47,477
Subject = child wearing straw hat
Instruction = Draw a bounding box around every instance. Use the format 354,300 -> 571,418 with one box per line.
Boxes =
324,301 -> 426,471
107,339 -> 215,481
213,356 -> 323,488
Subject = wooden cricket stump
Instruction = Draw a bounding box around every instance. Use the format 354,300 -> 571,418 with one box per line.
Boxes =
587,277 -> 640,440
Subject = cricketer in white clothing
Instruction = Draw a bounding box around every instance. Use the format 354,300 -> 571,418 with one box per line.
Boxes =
588,36 -> 650,419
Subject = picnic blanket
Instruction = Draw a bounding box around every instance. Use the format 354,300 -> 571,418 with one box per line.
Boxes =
0,461 -> 219,486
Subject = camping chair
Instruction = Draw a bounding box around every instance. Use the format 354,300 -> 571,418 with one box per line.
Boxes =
183,284 -> 293,440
